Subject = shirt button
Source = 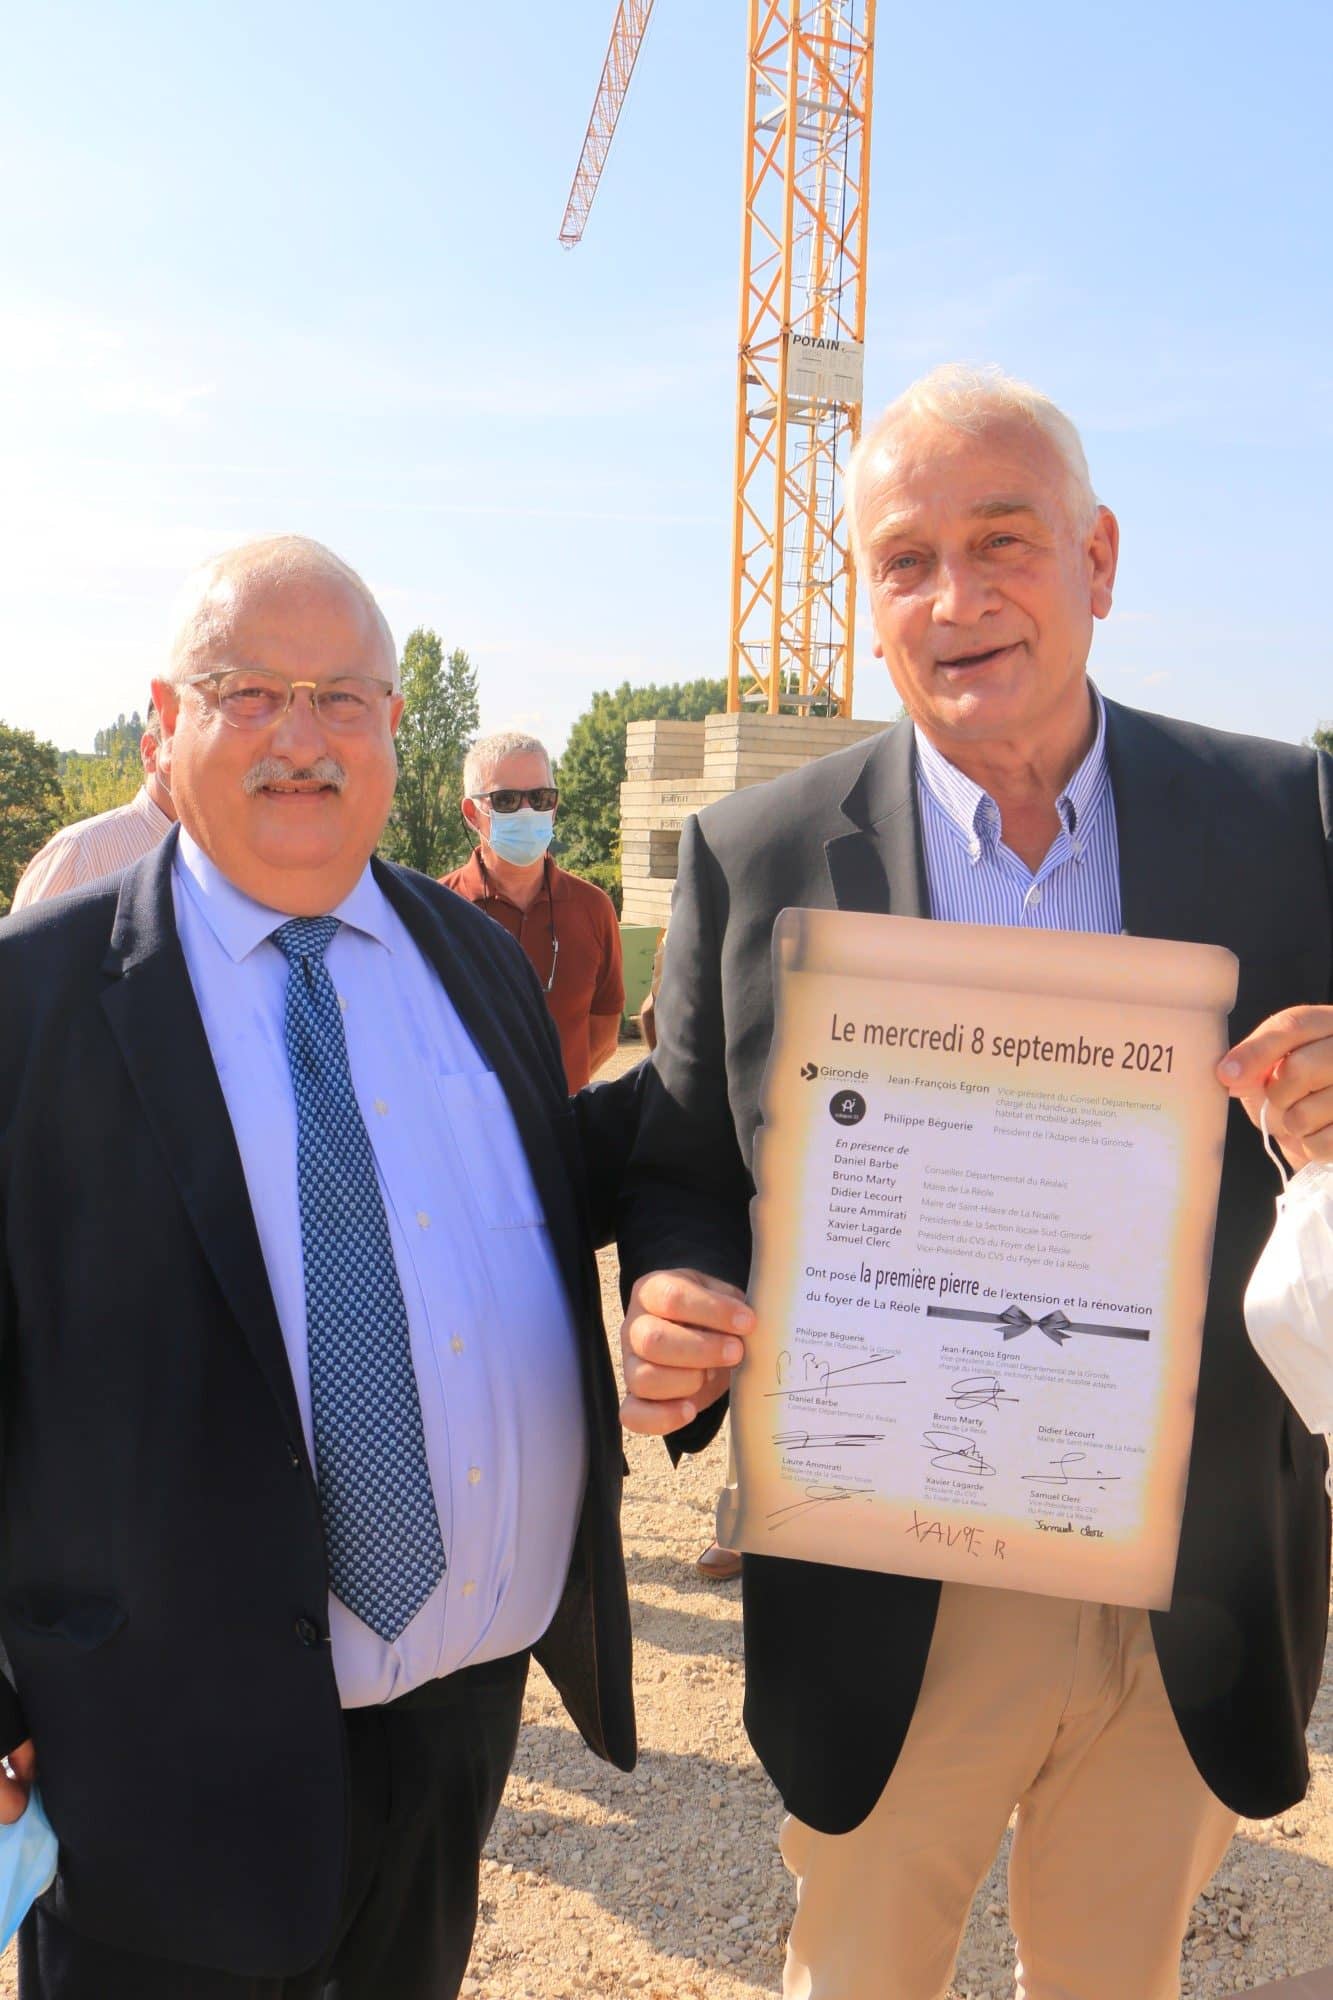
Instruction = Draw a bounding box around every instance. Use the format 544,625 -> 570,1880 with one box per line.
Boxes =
337,994 -> 348,1013
1028,886 -> 1043,906
468,1466 -> 482,1486
374,1098 -> 388,1116
417,1210 -> 430,1230
451,1336 -> 465,1355
294,1616 -> 321,1648
461,1580 -> 477,1598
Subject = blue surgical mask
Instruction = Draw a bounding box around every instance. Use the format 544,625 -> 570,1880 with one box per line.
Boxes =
0,1788 -> 58,1948
486,807 -> 555,868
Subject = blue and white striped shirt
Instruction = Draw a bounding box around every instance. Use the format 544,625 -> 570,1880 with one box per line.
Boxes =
915,688 -> 1122,935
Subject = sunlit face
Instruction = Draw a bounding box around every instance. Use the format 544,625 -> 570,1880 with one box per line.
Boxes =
153,572 -> 403,915
854,417 -> 1118,757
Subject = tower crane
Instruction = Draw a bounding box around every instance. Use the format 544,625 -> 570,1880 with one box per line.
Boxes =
560,2 -> 877,718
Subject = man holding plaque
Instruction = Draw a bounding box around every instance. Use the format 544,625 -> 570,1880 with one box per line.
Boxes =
616,364 -> 1333,2000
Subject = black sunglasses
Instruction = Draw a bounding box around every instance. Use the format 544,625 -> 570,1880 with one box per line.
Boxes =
474,788 -> 559,814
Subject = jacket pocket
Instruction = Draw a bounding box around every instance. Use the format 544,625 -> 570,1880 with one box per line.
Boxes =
6,1593 -> 126,1651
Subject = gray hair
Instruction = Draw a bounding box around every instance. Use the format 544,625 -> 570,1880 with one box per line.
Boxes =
845,363 -> 1099,565
165,535 -> 399,689
463,730 -> 552,799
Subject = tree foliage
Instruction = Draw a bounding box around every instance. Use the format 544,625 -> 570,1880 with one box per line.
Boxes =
556,678 -> 727,910
381,629 -> 479,877
0,722 -> 65,914
1310,724 -> 1333,756
93,711 -> 146,761
59,710 -> 145,822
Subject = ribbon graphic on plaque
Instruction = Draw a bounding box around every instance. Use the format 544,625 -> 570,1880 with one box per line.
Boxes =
719,910 -> 1238,1609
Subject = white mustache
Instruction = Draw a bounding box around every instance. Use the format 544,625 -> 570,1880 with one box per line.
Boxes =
242,757 -> 346,796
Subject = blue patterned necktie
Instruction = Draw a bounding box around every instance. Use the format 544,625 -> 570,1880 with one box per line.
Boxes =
272,915 -> 446,1641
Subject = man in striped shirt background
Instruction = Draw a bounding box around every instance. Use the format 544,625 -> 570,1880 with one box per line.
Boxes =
11,703 -> 174,911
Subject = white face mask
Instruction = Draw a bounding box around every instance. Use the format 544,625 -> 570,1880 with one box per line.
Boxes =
1244,1105 -> 1333,1493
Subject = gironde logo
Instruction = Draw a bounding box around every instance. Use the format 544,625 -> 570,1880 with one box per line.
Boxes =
800,1061 -> 819,1081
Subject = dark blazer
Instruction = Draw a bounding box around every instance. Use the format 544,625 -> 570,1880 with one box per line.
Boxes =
0,833 -> 634,1976
618,697 -> 1332,1834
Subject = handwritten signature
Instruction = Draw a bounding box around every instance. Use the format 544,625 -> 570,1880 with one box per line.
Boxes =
772,1429 -> 885,1456
766,1485 -> 873,1530
945,1375 -> 1020,1413
920,1430 -> 997,1478
768,1350 -> 906,1398
1021,1452 -> 1121,1488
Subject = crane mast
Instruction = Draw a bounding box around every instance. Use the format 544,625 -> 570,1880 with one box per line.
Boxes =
559,0 -> 657,248
727,0 -> 876,716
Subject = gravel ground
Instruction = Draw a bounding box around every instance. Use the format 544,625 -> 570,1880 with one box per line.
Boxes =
4,1046 -> 1330,1998
459,1321 -> 1333,2000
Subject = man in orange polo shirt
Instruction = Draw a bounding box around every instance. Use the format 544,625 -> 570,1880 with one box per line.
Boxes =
443,731 -> 624,1092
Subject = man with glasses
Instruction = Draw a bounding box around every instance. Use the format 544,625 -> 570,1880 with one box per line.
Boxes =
615,367 -> 1333,2000
443,731 -> 624,1091
0,537 -> 635,1999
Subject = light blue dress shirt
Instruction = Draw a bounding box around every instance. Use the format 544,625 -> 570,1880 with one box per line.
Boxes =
172,832 -> 588,1706
915,686 -> 1123,935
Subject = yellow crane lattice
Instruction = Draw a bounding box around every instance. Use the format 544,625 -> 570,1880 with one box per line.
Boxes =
560,2 -> 876,718
559,2 -> 657,249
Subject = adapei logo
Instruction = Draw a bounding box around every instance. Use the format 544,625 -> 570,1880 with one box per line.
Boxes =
829,1090 -> 867,1127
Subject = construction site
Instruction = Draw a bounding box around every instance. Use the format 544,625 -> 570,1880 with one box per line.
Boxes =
561,1 -> 888,948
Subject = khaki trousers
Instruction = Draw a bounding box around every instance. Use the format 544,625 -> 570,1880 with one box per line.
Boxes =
781,1583 -> 1238,2000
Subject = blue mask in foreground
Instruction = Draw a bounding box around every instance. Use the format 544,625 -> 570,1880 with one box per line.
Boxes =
486,807 -> 555,868
0,1789 -> 58,1948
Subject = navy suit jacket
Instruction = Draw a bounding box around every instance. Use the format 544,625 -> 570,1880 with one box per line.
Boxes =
0,834 -> 634,1974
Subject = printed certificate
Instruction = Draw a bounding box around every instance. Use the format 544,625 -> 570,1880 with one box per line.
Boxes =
719,909 -> 1239,1609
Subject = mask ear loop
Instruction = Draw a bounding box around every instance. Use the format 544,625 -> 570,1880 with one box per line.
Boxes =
1260,1100 -> 1291,1189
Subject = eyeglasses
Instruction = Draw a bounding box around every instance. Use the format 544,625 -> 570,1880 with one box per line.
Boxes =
182,669 -> 395,732
473,788 -> 559,814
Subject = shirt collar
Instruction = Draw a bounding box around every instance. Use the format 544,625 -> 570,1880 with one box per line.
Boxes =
131,785 -> 174,838
472,849 -> 562,907
173,828 -> 394,965
914,684 -> 1109,855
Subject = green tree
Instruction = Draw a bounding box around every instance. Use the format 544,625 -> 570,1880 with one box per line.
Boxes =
1310,724 -> 1333,755
0,721 -> 65,914
60,709 -> 146,821
556,678 -> 727,910
381,629 -> 479,876
92,711 -> 146,761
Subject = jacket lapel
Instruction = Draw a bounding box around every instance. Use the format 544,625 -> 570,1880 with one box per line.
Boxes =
99,831 -> 304,1441
823,714 -> 930,917
1103,698 -> 1223,949
824,698 -> 1230,948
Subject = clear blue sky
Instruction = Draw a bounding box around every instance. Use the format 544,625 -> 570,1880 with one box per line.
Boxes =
1,0 -> 1329,756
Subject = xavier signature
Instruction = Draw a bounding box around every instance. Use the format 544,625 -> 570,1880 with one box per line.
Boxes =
1021,1452 -> 1121,1488
768,1349 -> 906,1397
772,1429 -> 885,1456
766,1485 -> 873,1530
920,1430 -> 997,1478
945,1375 -> 1020,1412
